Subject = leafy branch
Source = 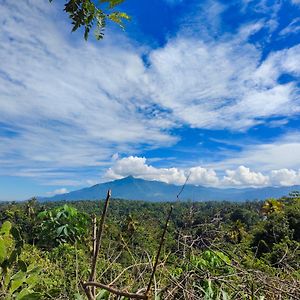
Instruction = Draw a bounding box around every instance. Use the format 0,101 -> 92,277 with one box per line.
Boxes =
49,0 -> 130,40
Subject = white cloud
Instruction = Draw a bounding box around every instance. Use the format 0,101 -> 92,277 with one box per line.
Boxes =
47,188 -> 68,195
270,169 -> 300,186
105,156 -> 187,185
209,132 -> 300,172
1,0 -> 300,187
279,18 -> 300,36
106,156 -> 300,187
222,166 -> 269,187
188,167 -> 219,186
0,1 -> 176,180
148,36 -> 300,130
105,156 -> 219,186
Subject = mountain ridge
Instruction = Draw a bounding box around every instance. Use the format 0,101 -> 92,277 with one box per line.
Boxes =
40,176 -> 300,202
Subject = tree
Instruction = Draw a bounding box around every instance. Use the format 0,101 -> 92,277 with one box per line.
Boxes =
261,198 -> 284,216
49,0 -> 130,40
37,204 -> 89,248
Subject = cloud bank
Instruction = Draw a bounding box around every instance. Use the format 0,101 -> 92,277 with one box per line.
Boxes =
106,156 -> 300,187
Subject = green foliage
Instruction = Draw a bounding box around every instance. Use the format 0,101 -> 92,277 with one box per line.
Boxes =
0,221 -> 41,299
261,198 -> 284,215
0,194 -> 299,299
49,0 -> 130,40
251,212 -> 293,257
190,250 -> 232,275
37,204 -> 89,248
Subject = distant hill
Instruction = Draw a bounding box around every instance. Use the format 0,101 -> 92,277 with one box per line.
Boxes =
39,176 -> 300,202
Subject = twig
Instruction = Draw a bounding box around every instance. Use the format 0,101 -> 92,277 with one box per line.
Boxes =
92,214 -> 97,258
176,173 -> 191,201
109,262 -> 149,286
91,214 -> 97,297
145,205 -> 173,296
85,189 -> 111,299
83,282 -> 148,300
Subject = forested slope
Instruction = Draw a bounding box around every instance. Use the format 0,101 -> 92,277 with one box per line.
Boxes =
0,193 -> 299,299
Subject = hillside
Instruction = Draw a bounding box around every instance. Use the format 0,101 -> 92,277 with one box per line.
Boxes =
41,176 -> 300,201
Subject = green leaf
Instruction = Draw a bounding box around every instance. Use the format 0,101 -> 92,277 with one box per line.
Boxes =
56,225 -> 65,236
0,221 -> 12,235
25,274 -> 39,288
96,289 -> 110,299
18,292 -> 42,300
10,271 -> 26,293
11,270 -> 25,281
37,211 -> 48,219
26,265 -> 42,275
16,288 -> 31,300
0,237 -> 7,263
74,293 -> 85,300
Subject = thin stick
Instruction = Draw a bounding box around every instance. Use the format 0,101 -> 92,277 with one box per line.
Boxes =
91,214 -> 97,297
83,282 -> 148,300
75,240 -> 79,294
82,282 -> 94,300
92,214 -> 97,258
89,190 -> 111,283
145,206 -> 173,296
176,172 -> 191,201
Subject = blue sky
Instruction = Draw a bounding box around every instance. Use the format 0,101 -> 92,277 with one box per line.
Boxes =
0,0 -> 300,200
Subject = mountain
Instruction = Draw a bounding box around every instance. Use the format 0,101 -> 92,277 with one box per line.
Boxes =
40,176 -> 300,202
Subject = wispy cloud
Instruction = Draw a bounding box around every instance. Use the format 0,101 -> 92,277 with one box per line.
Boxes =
0,0 -> 300,188
0,1 -> 176,182
279,17 -> 300,36
207,132 -> 300,172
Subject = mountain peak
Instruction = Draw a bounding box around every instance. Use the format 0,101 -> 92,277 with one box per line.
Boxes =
40,177 -> 300,202
116,175 -> 137,182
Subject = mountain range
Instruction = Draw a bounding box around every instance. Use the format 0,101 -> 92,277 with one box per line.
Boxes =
41,176 -> 300,202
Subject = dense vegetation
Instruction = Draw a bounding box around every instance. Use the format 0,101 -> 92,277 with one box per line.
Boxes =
0,193 -> 299,299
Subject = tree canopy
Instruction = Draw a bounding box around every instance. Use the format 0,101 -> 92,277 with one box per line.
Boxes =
49,0 -> 130,40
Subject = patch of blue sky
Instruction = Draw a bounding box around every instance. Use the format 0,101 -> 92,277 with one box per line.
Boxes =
119,0 -> 190,46
0,123 -> 19,138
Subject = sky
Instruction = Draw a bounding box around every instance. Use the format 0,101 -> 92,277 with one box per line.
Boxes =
0,0 -> 300,200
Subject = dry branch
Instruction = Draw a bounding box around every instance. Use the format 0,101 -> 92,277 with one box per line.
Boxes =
83,281 -> 148,299
145,205 -> 173,296
89,189 -> 111,283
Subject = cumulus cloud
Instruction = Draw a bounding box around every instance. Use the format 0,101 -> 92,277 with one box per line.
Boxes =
188,167 -> 219,186
105,156 -> 187,185
270,169 -> 300,186
106,157 -> 300,187
105,156 -> 219,186
222,166 -> 269,187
